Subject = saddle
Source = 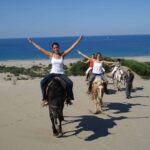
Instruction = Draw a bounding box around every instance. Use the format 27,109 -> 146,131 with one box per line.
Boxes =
47,75 -> 67,91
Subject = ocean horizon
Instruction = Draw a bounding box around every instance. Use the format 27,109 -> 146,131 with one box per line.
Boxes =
0,35 -> 150,60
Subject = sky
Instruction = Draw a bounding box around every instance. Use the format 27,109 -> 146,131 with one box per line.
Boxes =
0,0 -> 150,38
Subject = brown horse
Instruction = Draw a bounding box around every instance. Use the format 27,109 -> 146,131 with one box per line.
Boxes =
91,76 -> 105,114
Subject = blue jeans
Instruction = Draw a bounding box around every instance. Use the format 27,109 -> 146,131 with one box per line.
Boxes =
40,74 -> 74,101
59,74 -> 74,100
125,83 -> 132,97
88,73 -> 107,85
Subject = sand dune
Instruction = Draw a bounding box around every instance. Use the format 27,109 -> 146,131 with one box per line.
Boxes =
0,67 -> 150,150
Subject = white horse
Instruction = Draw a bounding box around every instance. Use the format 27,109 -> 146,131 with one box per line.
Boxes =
91,76 -> 105,114
113,68 -> 126,91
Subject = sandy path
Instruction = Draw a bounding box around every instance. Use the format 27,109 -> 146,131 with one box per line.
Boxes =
0,74 -> 150,150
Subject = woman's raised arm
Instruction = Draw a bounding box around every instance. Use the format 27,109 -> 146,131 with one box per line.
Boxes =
28,38 -> 52,58
83,59 -> 90,64
103,60 -> 115,65
62,35 -> 83,57
77,50 -> 91,60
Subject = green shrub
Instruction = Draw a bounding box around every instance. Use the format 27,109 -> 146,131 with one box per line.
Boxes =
66,61 -> 88,76
122,59 -> 150,79
0,58 -> 150,79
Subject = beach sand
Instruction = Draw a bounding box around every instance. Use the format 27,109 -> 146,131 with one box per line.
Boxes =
0,58 -> 81,68
0,58 -> 150,150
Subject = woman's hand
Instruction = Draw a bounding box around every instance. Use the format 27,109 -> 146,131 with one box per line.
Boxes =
77,50 -> 81,55
28,38 -> 33,44
79,34 -> 84,40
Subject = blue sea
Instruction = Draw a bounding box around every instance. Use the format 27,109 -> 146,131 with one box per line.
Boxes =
0,35 -> 150,60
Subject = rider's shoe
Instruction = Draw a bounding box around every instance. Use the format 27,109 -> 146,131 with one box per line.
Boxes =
41,100 -> 48,107
65,101 -> 73,105
86,90 -> 91,94
126,96 -> 132,99
65,98 -> 73,105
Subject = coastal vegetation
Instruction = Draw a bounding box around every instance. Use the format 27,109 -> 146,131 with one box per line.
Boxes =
0,58 -> 150,80
121,59 -> 150,79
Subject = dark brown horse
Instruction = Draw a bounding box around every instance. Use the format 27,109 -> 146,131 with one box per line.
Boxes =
46,77 -> 66,136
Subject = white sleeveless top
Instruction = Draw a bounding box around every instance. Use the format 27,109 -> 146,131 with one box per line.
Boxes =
92,61 -> 103,74
50,56 -> 64,74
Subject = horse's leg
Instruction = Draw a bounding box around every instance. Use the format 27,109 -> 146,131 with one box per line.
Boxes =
58,117 -> 63,136
113,79 -> 116,90
50,113 -> 58,136
99,97 -> 104,112
61,104 -> 64,121
57,106 -> 64,136
100,87 -> 104,107
92,91 -> 95,101
92,96 -> 98,114
117,78 -> 122,91
96,88 -> 101,113
92,88 -> 99,113
118,82 -> 121,91
116,80 -> 119,91
96,101 -> 100,114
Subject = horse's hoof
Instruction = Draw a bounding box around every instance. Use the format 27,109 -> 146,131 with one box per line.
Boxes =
58,132 -> 63,137
61,116 -> 65,121
94,110 -> 99,114
98,110 -> 102,114
53,131 -> 59,137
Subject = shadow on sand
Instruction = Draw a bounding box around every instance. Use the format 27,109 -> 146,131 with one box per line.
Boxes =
103,102 -> 143,114
107,89 -> 116,94
61,103 -> 148,141
131,95 -> 149,99
62,115 -> 127,140
132,86 -> 144,92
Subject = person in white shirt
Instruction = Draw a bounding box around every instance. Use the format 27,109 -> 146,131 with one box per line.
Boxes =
108,59 -> 121,78
28,35 -> 83,107
78,51 -> 114,94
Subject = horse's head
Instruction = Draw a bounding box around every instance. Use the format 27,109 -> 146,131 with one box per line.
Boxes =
119,69 -> 124,75
93,76 -> 105,90
47,77 -> 66,125
47,77 -> 66,105
92,76 -> 104,113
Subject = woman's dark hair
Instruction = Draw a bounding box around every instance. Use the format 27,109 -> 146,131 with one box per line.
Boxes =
117,59 -> 121,62
91,53 -> 95,56
96,52 -> 102,57
51,42 -> 60,48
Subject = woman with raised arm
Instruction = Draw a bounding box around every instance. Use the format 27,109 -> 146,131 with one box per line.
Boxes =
28,35 -> 83,107
78,50 -> 114,94
83,53 -> 95,81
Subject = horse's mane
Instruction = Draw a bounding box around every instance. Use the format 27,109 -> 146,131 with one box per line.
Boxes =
47,78 -> 66,106
47,78 -> 65,95
93,76 -> 104,85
